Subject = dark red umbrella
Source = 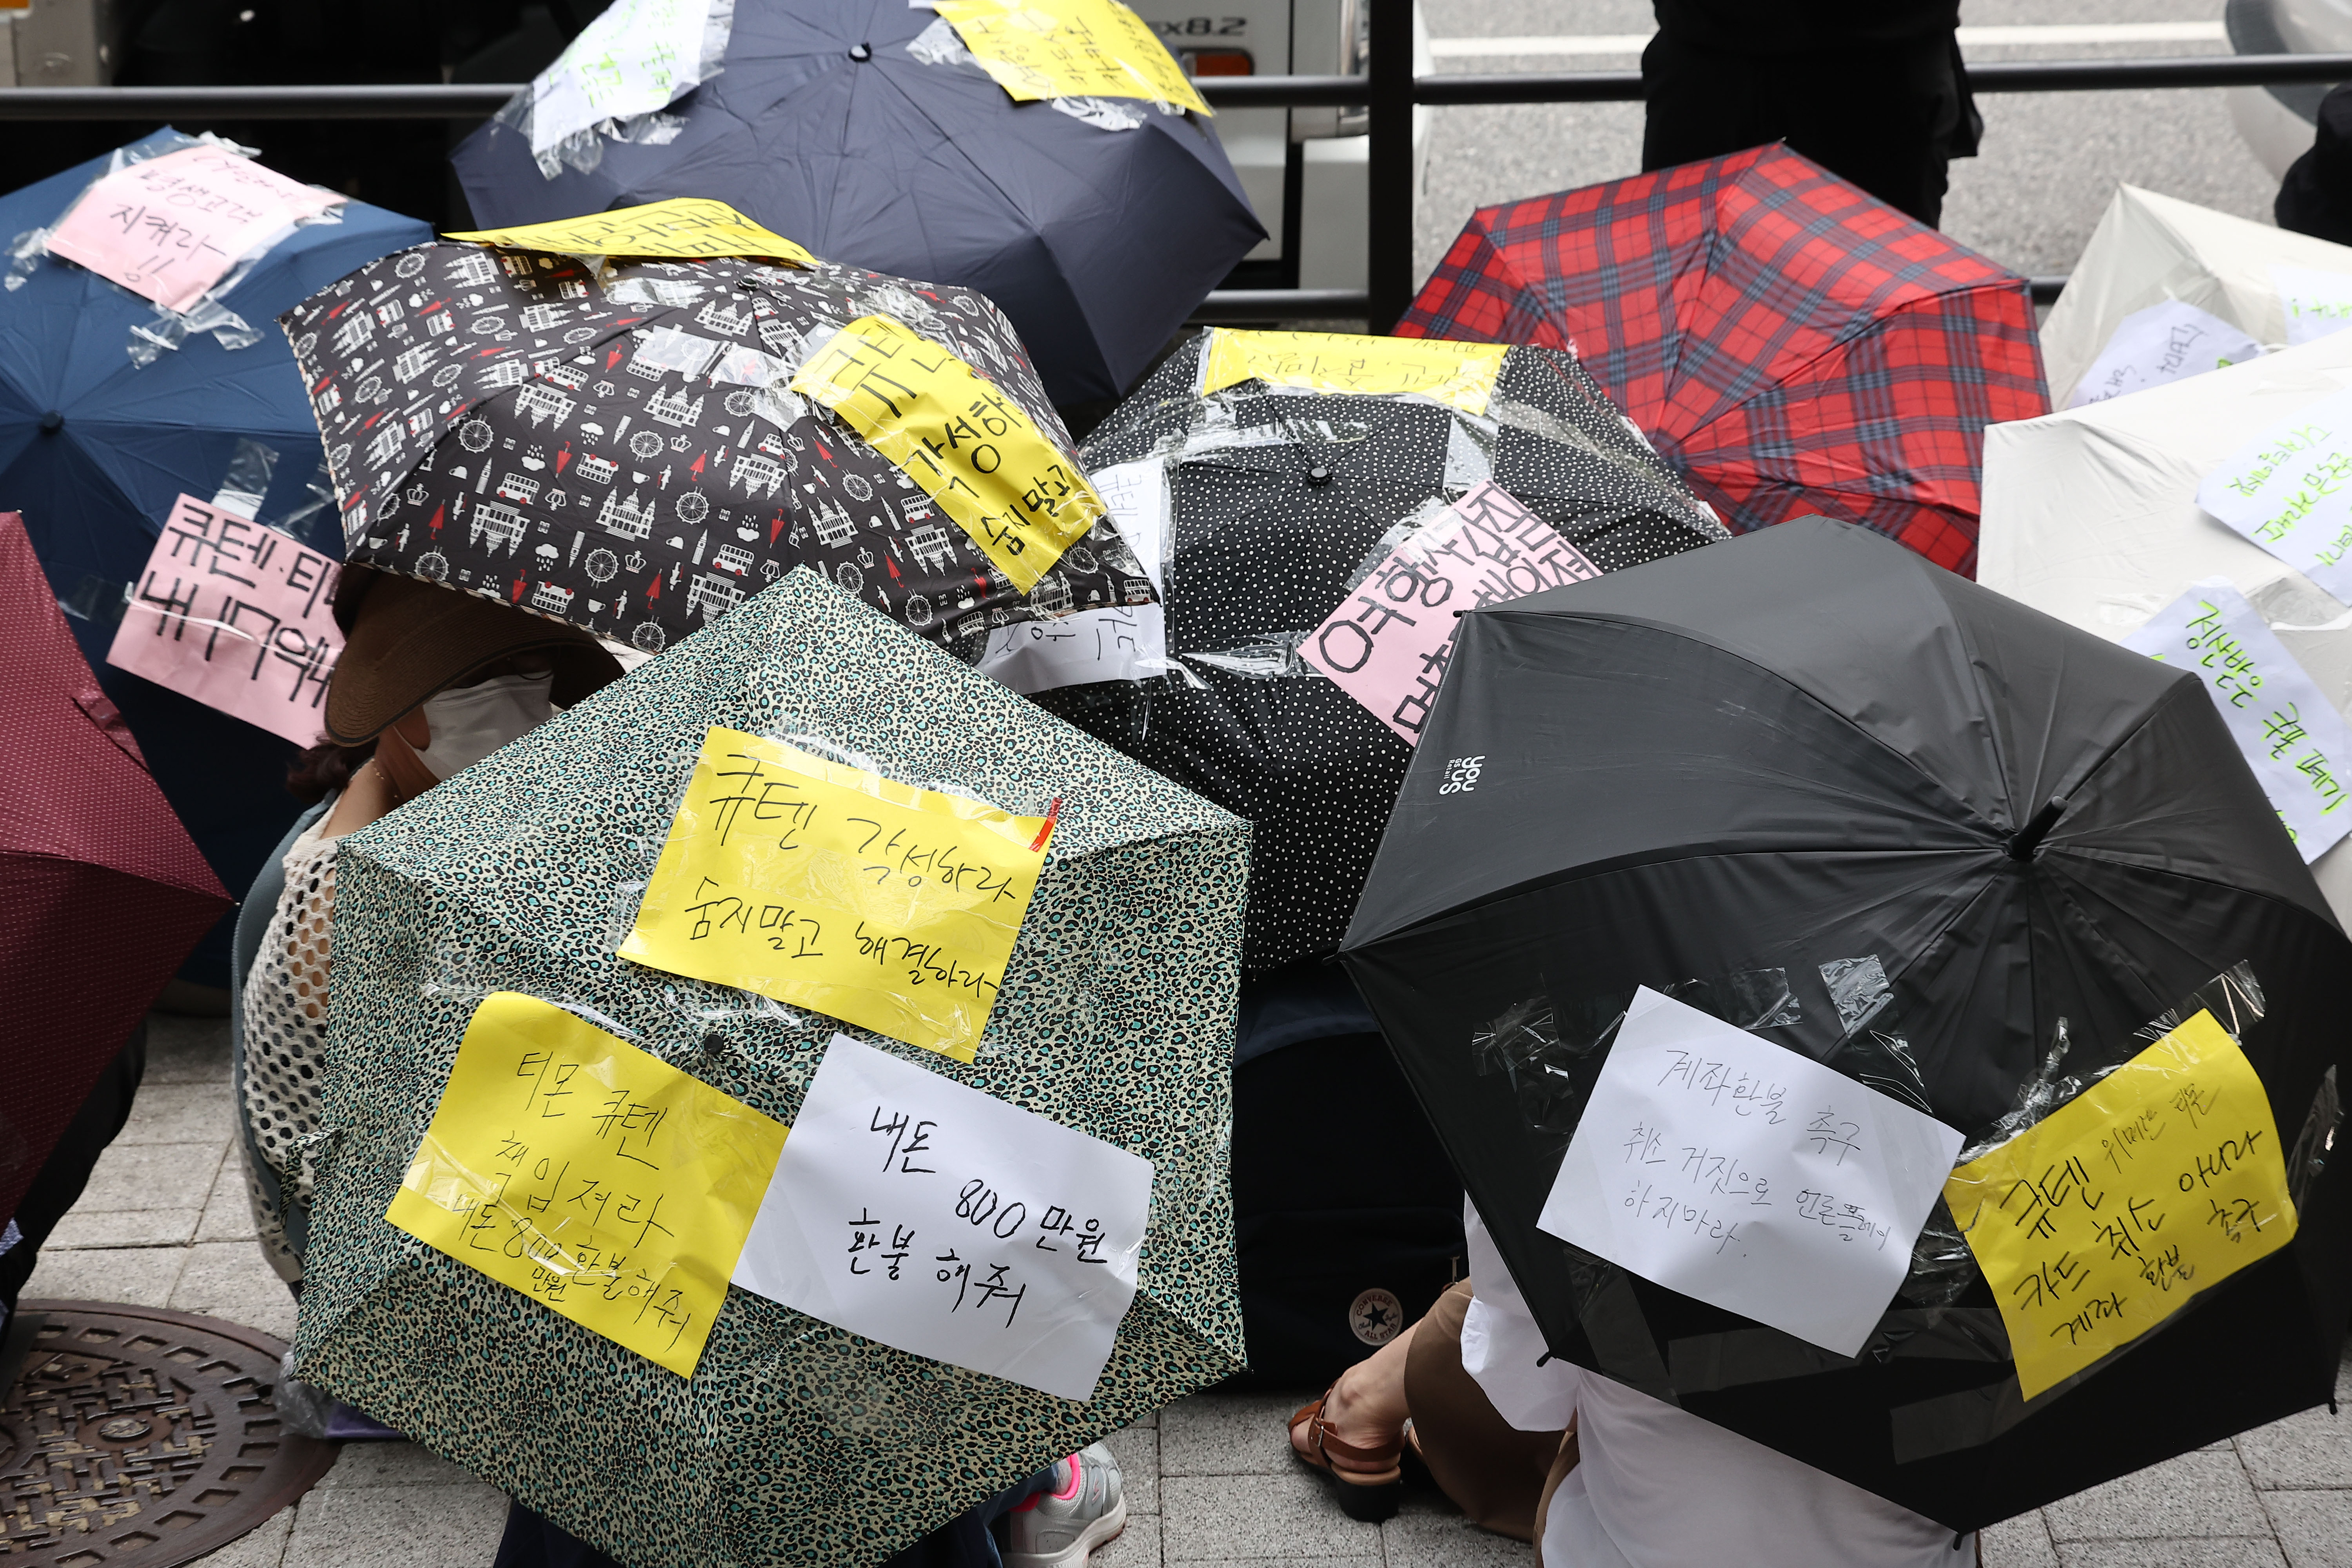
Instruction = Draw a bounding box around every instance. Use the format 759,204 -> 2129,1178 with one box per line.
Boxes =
0,513 -> 230,1223
1398,144 -> 2049,577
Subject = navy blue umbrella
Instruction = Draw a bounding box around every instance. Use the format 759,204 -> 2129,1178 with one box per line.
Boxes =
451,0 -> 1264,406
0,131 -> 430,985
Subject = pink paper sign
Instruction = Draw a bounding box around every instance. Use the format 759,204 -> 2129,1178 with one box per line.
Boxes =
1302,483 -> 1598,743
46,146 -> 339,315
107,495 -> 343,745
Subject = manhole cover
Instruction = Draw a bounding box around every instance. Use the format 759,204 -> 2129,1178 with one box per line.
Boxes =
0,1301 -> 338,1567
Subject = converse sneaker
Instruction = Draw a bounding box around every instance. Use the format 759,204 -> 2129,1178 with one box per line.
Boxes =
1003,1443 -> 1128,1567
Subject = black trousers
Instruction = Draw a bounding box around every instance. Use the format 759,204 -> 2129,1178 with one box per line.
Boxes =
1,1023 -> 148,1325
1639,27 -> 1982,228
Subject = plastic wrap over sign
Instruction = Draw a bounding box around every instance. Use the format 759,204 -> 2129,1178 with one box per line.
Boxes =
931,0 -> 1210,114
619,727 -> 1056,1062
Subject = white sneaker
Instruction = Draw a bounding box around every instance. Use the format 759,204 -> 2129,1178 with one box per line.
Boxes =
1003,1443 -> 1128,1567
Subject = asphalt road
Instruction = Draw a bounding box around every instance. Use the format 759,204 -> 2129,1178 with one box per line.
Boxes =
1415,0 -> 2280,286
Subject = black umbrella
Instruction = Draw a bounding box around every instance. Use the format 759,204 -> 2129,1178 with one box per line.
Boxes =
281,235 -> 1144,656
1041,330 -> 1725,973
449,0 -> 1264,407
1341,515 -> 2352,1529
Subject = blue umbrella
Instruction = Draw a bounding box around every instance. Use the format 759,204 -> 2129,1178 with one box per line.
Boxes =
0,131 -> 431,986
450,0 -> 1265,406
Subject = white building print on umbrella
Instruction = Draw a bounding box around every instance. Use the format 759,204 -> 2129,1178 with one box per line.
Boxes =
597,490 -> 655,540
470,501 -> 527,556
687,573 -> 744,622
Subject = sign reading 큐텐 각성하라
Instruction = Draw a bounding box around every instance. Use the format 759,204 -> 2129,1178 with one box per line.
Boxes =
931,0 -> 1211,115
793,315 -> 1106,593
1302,483 -> 1599,743
104,493 -> 344,747
1945,1008 -> 2296,1400
385,991 -> 789,1378
1197,329 -> 1511,417
731,1032 -> 1153,1401
618,728 -> 1055,1063
2120,579 -> 2352,863
445,199 -> 816,266
45,145 -> 341,315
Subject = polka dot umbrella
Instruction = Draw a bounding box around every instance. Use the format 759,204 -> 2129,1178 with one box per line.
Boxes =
1034,329 -> 1729,974
279,229 -> 1150,658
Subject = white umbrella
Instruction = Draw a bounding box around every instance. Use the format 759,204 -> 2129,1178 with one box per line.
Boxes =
1980,326 -> 2352,922
2042,185 -> 2352,410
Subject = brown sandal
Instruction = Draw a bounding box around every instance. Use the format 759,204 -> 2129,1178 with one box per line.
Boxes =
1289,1383 -> 1405,1522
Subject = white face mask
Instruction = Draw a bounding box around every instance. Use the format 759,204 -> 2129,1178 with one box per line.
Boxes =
412,671 -> 556,781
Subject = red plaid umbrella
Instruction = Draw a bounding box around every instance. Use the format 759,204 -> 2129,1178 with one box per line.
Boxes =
0,513 -> 229,1224
1398,145 -> 2048,576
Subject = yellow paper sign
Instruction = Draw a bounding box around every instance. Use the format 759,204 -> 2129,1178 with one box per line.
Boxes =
1198,329 -> 1511,416
1945,1009 -> 2296,1400
934,0 -> 1210,115
445,198 -> 817,265
385,992 -> 787,1378
618,728 -> 1055,1063
791,315 -> 1105,593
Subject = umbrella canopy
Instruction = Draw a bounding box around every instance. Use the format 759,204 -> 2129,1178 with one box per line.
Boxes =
1043,329 -> 1725,974
0,132 -> 429,982
2042,184 -> 2352,410
1396,143 -> 2050,578
282,235 -> 1144,657
449,0 -> 1265,407
0,512 -> 231,1224
1980,326 -> 2352,928
1341,516 -> 2352,1529
293,568 -> 1249,1566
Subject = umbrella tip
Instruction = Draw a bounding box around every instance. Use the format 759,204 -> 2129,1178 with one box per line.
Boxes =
39,409 -> 62,433
2006,796 -> 2066,862
1306,464 -> 1332,486
849,41 -> 873,61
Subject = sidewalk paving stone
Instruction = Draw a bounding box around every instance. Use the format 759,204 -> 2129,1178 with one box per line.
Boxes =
9,1013 -> 2344,1568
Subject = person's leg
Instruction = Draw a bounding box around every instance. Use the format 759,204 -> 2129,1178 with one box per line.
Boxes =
1764,34 -> 1972,226
1401,1279 -> 1565,1541
1639,29 -> 1774,174
0,1022 -> 148,1326
1288,1315 -> 1418,1463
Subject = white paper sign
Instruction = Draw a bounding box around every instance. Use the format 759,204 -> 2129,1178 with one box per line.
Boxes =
2272,265 -> 2352,348
2067,298 -> 2263,410
531,0 -> 720,154
2121,579 -> 2352,860
2194,386 -> 2352,604
1538,987 -> 1965,1358
732,1034 -> 1152,1400
977,459 -> 1169,693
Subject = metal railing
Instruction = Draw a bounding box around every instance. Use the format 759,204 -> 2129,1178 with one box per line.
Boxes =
5,41 -> 2347,330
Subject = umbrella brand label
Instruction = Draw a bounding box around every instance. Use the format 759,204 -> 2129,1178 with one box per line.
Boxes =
386,992 -> 788,1378
793,316 -> 1105,593
2121,579 -> 2352,864
1302,483 -> 1598,741
620,727 -> 1055,1062
103,493 -> 343,747
732,1034 -> 1152,1401
1946,1009 -> 2296,1401
1197,330 -> 1510,416
2194,387 -> 2352,605
445,199 -> 816,267
46,145 -> 342,315
933,0 -> 1211,115
1538,987 -> 1965,1358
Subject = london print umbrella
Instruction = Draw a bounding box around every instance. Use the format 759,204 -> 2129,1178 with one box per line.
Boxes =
281,229 -> 1147,656
1398,143 -> 2050,577
1043,329 -> 1725,973
449,0 -> 1265,406
0,131 -> 427,981
293,569 -> 1248,1566
0,513 -> 230,1225
1341,516 -> 2352,1529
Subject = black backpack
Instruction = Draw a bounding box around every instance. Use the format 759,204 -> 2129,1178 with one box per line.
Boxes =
1227,964 -> 1465,1387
